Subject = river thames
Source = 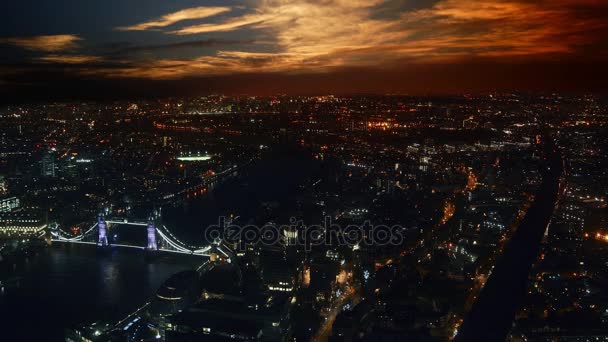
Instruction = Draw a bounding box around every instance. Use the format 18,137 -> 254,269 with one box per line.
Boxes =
0,244 -> 203,341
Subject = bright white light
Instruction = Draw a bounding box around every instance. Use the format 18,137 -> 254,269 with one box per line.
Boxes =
177,155 -> 211,161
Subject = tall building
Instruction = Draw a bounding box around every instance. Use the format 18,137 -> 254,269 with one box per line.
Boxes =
41,150 -> 56,177
260,246 -> 294,293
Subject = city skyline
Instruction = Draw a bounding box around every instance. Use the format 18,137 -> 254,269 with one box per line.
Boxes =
1,94 -> 607,341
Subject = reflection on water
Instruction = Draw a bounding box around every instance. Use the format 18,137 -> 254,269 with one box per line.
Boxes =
0,244 -> 203,341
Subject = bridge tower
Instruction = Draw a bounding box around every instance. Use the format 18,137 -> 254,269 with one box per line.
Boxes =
147,216 -> 158,250
45,222 -> 58,246
97,215 -> 108,246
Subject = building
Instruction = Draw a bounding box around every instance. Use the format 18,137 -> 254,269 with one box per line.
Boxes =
0,196 -> 19,212
0,174 -> 7,195
149,270 -> 202,317
166,263 -> 293,341
0,212 -> 45,238
41,149 -> 56,177
260,246 -> 294,293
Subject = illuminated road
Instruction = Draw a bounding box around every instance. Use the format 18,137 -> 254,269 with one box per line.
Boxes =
411,167 -> 468,262
313,285 -> 360,342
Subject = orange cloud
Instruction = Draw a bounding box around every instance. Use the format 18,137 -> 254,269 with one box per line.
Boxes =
0,34 -> 81,52
170,13 -> 274,35
117,6 -> 232,31
81,0 -> 608,80
37,55 -> 102,64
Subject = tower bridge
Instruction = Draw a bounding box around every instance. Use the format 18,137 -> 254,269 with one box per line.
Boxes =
49,215 -> 229,258
47,163 -> 247,258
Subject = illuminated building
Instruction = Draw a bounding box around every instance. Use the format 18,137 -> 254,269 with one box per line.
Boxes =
283,226 -> 298,246
148,270 -> 202,317
167,263 -> 293,341
0,196 -> 19,212
260,246 -> 294,293
40,149 -> 56,177
0,212 -> 46,237
0,174 -> 7,195
175,153 -> 212,161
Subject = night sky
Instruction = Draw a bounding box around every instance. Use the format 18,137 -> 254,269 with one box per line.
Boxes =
1,0 -> 607,100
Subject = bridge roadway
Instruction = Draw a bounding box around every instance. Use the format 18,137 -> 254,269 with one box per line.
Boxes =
50,220 -> 218,257
51,239 -> 205,256
455,140 -> 563,341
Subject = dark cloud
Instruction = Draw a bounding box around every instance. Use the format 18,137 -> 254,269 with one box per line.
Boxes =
102,39 -> 250,55
2,56 -> 607,104
371,0 -> 441,19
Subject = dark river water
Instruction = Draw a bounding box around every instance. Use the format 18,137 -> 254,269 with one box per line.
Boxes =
0,245 -> 203,341
162,146 -> 321,243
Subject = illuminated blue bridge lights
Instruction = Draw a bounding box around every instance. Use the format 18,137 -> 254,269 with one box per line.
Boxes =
50,215 -> 215,257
